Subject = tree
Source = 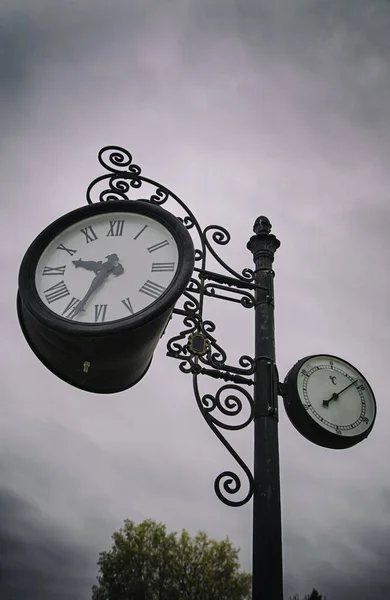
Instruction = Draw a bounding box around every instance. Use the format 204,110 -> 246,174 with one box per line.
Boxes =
91,519 -> 251,600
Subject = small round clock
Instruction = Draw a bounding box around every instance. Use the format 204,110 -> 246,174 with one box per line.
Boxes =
17,200 -> 195,393
283,354 -> 377,449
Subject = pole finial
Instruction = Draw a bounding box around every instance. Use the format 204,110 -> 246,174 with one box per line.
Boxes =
253,216 -> 271,234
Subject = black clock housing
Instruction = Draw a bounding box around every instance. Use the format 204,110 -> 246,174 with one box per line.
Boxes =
283,355 -> 376,450
17,200 -> 195,393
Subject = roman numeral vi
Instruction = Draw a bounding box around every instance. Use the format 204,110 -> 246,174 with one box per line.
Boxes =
95,304 -> 108,322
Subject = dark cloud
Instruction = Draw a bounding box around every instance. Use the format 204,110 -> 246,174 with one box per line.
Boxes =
0,487 -> 95,599
0,0 -> 146,132
283,517 -> 390,600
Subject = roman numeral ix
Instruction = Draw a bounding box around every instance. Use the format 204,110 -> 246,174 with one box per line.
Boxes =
80,225 -> 98,243
44,280 -> 70,304
43,265 -> 66,276
107,220 -> 125,237
139,280 -> 166,299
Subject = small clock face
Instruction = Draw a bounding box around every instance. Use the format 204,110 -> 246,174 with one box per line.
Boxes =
295,355 -> 376,439
34,210 -> 179,323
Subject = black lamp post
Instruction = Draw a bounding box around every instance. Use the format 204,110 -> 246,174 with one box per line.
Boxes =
84,146 -> 285,599
247,217 -> 283,599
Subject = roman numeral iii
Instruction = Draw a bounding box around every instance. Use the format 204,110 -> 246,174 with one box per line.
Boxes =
43,265 -> 66,276
107,220 -> 125,237
44,280 -> 70,304
151,262 -> 175,272
80,225 -> 98,243
139,280 -> 166,299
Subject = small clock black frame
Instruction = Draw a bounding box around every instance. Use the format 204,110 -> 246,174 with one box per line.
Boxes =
283,354 -> 377,450
17,200 -> 195,393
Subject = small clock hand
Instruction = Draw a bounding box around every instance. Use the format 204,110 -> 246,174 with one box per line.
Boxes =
323,379 -> 358,407
72,254 -> 123,317
72,259 -> 103,272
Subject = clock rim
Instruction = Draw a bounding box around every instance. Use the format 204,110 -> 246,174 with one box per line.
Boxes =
18,200 -> 195,335
283,354 -> 377,449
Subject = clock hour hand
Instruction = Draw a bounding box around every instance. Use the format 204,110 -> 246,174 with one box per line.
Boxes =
72,254 -> 124,275
72,254 -> 124,316
72,258 -> 103,272
323,379 -> 358,407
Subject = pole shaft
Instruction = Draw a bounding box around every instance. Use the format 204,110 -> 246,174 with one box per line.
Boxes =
247,217 -> 283,600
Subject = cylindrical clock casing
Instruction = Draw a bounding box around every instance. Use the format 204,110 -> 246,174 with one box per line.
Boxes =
17,295 -> 172,393
283,355 -> 376,450
17,200 -> 195,394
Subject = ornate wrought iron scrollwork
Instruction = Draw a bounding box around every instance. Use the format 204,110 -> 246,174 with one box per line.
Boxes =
87,145 -> 265,508
194,376 -> 254,507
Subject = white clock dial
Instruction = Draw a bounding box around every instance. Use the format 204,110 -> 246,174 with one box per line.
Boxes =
34,211 -> 179,323
296,355 -> 375,438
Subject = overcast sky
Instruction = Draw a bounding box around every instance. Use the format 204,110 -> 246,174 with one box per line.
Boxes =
1,0 -> 390,598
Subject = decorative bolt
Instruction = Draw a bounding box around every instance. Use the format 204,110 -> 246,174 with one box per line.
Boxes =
188,332 -> 209,356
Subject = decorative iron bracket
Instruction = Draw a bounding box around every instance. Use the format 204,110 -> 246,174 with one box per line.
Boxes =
86,146 -> 276,507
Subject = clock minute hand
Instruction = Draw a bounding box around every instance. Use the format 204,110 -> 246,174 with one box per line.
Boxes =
323,379 -> 358,407
76,270 -> 109,313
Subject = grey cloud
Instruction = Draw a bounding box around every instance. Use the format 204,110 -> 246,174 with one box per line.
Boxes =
0,487 -> 94,599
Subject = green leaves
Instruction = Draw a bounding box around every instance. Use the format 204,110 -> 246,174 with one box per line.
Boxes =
91,519 -> 251,600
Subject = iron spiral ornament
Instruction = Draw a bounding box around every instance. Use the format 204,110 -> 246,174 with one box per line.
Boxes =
86,145 -> 274,507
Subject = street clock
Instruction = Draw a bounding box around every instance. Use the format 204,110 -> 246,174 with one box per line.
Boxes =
17,200 -> 195,393
283,354 -> 377,449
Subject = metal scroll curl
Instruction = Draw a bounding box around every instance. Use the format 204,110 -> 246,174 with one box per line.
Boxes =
193,375 -> 254,507
166,314 -> 255,380
203,282 -> 255,307
87,146 -> 255,285
203,225 -> 255,283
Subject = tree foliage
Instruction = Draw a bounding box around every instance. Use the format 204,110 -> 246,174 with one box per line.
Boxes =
91,519 -> 251,600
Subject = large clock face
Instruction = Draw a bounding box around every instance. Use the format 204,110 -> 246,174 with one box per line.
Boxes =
296,355 -> 376,439
34,211 -> 179,323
